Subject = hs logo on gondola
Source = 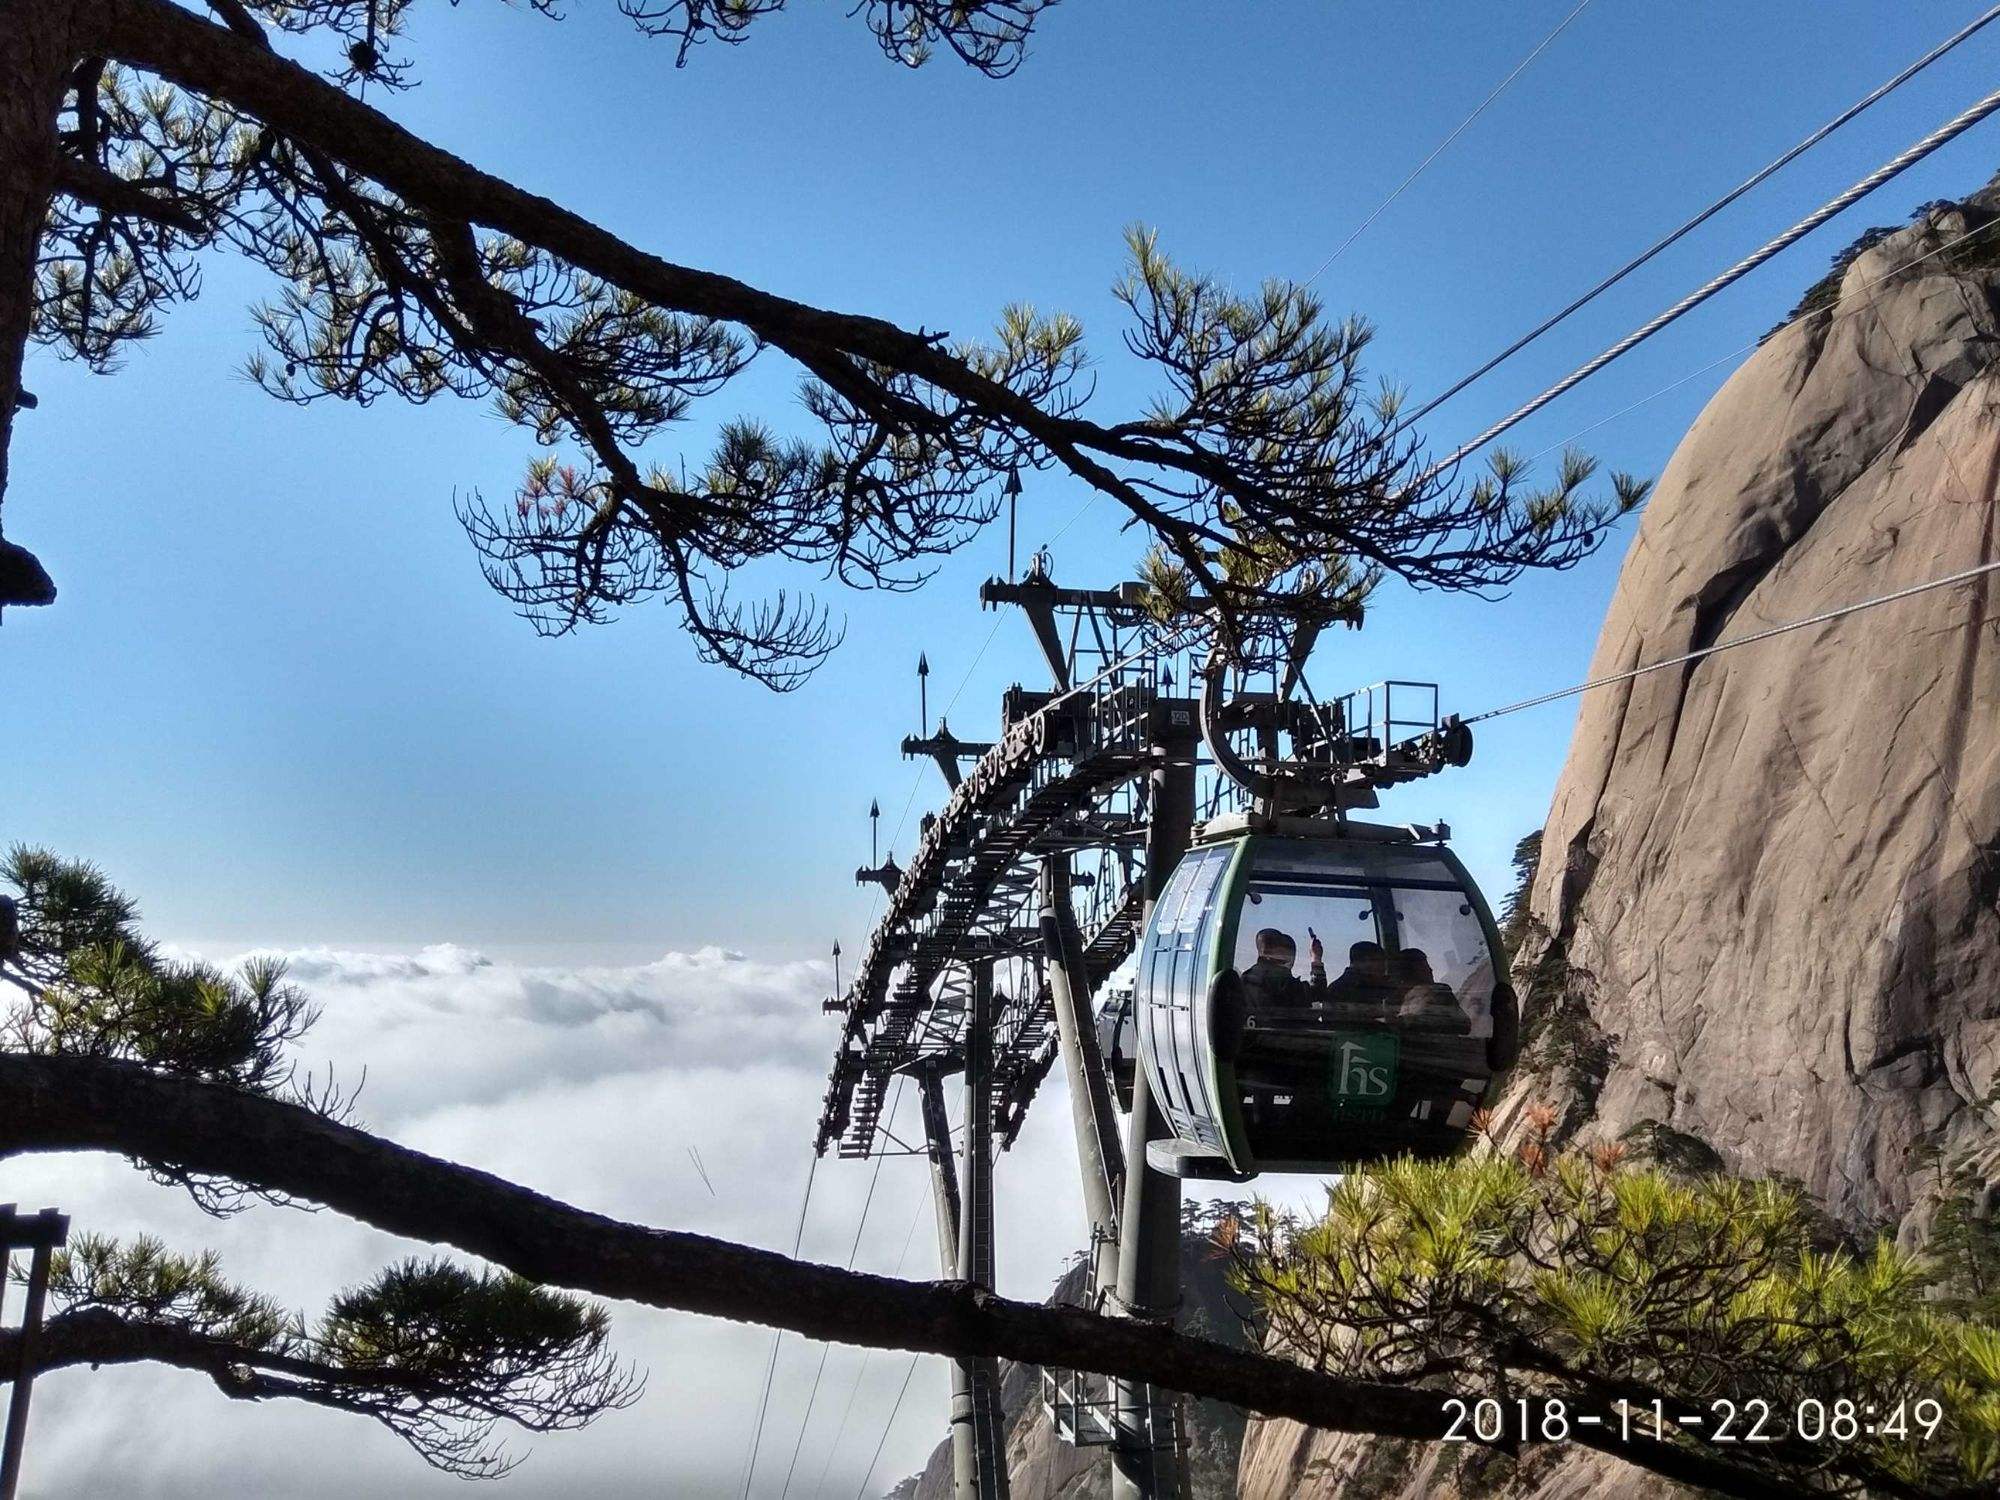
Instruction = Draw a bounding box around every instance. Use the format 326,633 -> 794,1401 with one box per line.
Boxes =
1331,1033 -> 1398,1111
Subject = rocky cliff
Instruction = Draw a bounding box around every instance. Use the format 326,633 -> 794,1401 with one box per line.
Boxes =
1236,175 -> 2000,1499
1513,181 -> 2000,1238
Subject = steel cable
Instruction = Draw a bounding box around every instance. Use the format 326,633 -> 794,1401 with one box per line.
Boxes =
1425,80 -> 2000,479
1463,559 -> 2000,725
1523,215 -> 2000,463
778,1081 -> 907,1496
1303,0 -> 1597,285
1399,1 -> 2000,433
740,1154 -> 820,1499
809,1184 -> 933,1497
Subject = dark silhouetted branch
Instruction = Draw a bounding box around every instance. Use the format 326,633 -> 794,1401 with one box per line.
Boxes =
0,1051 -> 1791,1499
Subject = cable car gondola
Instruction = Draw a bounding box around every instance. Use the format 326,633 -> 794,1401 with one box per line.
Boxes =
1131,655 -> 1518,1181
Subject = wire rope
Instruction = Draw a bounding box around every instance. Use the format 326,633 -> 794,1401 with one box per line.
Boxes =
739,1153 -> 821,1500
1463,558 -> 2000,725
870,608 -> 1010,913
809,1186 -> 933,1498
1523,215 -> 2000,463
851,1352 -> 924,1500
778,1081 -> 908,1496
798,32 -> 2000,1500
1399,1 -> 2000,432
1424,80 -> 2000,479
1302,0 -> 1597,285
1048,13 -> 2000,604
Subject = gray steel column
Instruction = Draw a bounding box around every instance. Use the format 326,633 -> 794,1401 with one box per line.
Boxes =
918,1064 -> 981,1500
919,1064 -> 962,1273
954,965 -> 1009,1500
1110,741 -> 1197,1500
1038,855 -> 1125,1299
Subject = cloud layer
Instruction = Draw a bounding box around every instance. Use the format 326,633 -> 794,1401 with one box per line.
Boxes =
7,940 -> 992,1500
7,937 -> 1310,1498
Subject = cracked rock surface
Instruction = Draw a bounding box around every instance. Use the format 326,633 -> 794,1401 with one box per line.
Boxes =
1510,185 -> 2000,1241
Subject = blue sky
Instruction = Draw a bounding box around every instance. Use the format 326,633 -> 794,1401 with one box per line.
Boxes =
14,4 -> 2000,1495
10,0 -> 2000,963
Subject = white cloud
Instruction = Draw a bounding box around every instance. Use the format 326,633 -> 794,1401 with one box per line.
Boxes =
6,940 -> 961,1500
6,939 -> 1323,1499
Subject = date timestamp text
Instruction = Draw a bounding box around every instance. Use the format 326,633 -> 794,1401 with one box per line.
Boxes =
1441,1395 -> 1946,1446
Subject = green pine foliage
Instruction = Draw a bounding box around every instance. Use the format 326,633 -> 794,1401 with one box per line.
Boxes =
1498,828 -> 1542,961
45,1233 -> 295,1348
1764,192 -> 2000,344
320,1260 -> 613,1393
1222,1114 -> 2000,1497
2,844 -> 316,1094
16,1236 -> 637,1478
1927,1130 -> 2000,1327
1,849 -> 637,1475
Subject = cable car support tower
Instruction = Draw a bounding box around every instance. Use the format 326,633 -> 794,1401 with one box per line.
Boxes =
817,558 -> 1476,1500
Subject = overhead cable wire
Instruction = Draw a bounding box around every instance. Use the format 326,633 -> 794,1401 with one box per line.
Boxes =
1424,79 -> 2000,479
740,1154 -> 821,1500
809,1185 -> 933,1498
1022,9 -> 1992,606
846,607 -> 1010,990
1462,558 -> 2000,725
827,623 -> 1199,1492
1303,0 -> 1597,285
852,1351 -> 924,1500
1040,488 -> 1099,555
688,1144 -> 717,1197
820,610 -> 1012,1489
1399,1 -> 2000,433
1042,0 -> 1598,547
868,609 -> 1009,919
1525,215 -> 2000,463
778,1082 -> 906,1497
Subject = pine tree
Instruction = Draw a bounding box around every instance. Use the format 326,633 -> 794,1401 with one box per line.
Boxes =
1224,1108 -> 2000,1499
0,1 -> 1644,667
1499,827 -> 1544,959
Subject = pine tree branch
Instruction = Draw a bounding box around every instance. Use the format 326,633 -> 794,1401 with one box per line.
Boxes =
50,154 -> 208,237
0,1051 -> 1793,1499
3,1304 -> 432,1398
76,0 -> 1405,582
1,1302 -> 635,1477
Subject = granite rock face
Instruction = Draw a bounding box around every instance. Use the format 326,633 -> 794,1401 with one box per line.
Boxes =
1236,179 -> 2000,1500
1512,186 -> 2000,1239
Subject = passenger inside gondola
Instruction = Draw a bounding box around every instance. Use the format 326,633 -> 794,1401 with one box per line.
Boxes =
1134,831 -> 1512,1176
1326,940 -> 1393,1019
1394,948 -> 1471,1034
1240,927 -> 1318,1021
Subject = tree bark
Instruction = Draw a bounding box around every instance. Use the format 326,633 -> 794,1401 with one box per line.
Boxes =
0,0 -> 77,533
0,1307 -> 428,1400
0,1053 -> 1787,1499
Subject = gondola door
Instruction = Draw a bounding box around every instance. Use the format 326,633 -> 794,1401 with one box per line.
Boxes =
1132,839 -> 1247,1175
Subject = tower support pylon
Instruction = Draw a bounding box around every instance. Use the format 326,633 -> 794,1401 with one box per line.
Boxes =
1109,737 -> 1197,1500
949,963 -> 1008,1500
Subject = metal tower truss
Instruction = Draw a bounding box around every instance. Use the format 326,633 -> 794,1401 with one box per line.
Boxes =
815,559 -> 1472,1499
817,566 -> 1182,1162
815,570 -> 1467,1163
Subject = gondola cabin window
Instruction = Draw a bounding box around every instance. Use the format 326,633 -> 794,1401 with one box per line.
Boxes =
1133,829 -> 1513,1179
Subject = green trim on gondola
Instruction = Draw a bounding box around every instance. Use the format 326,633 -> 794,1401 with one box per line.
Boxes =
1206,837 -> 1252,1175
1136,821 -> 1516,1180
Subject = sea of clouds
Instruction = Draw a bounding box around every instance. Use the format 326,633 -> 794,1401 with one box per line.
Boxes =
4,941 -> 1047,1499
7,939 -> 1305,1498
